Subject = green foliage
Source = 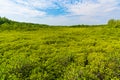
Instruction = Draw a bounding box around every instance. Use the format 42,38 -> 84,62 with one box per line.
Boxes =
0,17 -> 11,25
70,24 -> 106,28
108,19 -> 120,28
1,17 -> 120,80
0,17 -> 49,31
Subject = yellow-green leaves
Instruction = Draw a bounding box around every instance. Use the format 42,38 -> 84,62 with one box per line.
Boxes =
1,26 -> 120,80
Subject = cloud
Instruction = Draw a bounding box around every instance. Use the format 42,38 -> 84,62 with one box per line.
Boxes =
0,0 -> 120,25
0,0 -> 46,18
12,0 -> 62,9
66,0 -> 119,16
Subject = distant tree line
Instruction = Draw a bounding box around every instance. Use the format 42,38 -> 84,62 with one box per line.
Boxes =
0,17 -> 49,31
70,24 -> 106,28
1,17 -> 120,31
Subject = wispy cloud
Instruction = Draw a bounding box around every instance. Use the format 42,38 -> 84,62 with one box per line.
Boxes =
66,0 -> 119,16
0,0 -> 46,18
0,0 -> 120,25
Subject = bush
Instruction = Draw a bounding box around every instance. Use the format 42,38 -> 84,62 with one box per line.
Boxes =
0,17 -> 11,25
108,19 -> 120,28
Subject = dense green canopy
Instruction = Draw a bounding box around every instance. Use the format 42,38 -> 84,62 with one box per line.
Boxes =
0,17 -> 120,80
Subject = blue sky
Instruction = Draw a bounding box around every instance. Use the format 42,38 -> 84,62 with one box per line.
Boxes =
0,0 -> 120,25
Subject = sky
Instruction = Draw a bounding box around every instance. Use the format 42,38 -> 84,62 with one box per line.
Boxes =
0,0 -> 120,25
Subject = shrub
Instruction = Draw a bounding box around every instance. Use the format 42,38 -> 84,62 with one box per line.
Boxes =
108,19 -> 120,28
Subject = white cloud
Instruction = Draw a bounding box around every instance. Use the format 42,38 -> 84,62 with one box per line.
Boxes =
66,0 -> 119,16
13,0 -> 60,9
0,0 -> 46,18
0,0 -> 120,25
